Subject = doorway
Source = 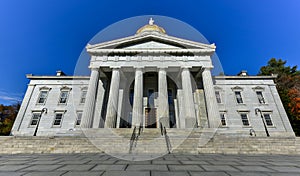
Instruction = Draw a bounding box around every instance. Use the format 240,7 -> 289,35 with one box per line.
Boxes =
145,107 -> 157,128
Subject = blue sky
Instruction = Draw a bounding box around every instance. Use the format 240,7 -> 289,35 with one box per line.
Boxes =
0,0 -> 299,105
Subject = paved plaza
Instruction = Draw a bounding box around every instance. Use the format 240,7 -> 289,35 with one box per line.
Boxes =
0,153 -> 299,176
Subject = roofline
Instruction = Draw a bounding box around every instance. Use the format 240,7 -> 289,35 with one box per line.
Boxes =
26,75 -> 90,80
87,48 -> 215,55
26,75 -> 276,80
213,75 -> 277,79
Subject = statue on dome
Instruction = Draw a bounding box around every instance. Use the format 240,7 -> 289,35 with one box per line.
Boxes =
149,18 -> 154,25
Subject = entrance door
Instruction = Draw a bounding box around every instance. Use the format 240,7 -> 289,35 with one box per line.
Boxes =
145,108 -> 157,128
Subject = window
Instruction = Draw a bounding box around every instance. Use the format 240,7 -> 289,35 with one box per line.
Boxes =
256,91 -> 265,104
220,113 -> 226,126
59,91 -> 69,104
30,113 -> 40,126
53,113 -> 63,127
263,114 -> 273,126
240,113 -> 250,126
76,112 -> 82,126
215,91 -> 222,103
235,91 -> 243,104
80,91 -> 87,104
37,91 -> 48,104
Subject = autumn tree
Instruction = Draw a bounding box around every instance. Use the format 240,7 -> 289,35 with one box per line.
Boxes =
258,58 -> 300,135
0,103 -> 20,135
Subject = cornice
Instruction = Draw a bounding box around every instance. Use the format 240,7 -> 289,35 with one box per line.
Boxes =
27,75 -> 90,80
213,75 -> 277,80
87,48 -> 215,55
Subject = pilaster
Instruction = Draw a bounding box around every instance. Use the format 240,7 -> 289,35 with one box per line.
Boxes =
11,84 -> 36,134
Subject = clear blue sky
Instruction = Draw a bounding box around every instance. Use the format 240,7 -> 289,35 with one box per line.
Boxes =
0,0 -> 299,105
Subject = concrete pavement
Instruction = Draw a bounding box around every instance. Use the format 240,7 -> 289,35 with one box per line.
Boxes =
0,153 -> 300,176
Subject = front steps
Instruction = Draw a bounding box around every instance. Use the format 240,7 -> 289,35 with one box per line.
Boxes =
1,128 -> 299,155
0,136 -> 100,154
198,134 -> 297,154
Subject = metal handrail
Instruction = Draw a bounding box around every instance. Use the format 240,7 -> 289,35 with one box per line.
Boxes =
134,124 -> 143,148
129,124 -> 143,154
129,126 -> 137,154
160,122 -> 172,154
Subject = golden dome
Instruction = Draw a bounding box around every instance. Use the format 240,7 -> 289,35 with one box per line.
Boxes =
136,18 -> 166,34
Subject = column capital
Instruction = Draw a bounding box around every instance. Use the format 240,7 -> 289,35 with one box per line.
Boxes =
202,67 -> 214,72
90,67 -> 99,72
181,67 -> 191,73
181,66 -> 192,70
157,66 -> 168,70
134,66 -> 144,69
134,66 -> 144,72
110,66 -> 121,70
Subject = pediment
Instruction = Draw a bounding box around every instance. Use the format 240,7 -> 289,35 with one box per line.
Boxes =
214,86 -> 223,90
86,32 -> 216,54
252,86 -> 265,90
124,41 -> 181,49
231,86 -> 244,91
39,86 -> 51,91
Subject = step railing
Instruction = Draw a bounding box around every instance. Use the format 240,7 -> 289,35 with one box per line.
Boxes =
129,124 -> 143,154
160,122 -> 172,154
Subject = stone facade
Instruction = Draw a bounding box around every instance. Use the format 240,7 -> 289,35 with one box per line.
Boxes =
11,20 -> 295,138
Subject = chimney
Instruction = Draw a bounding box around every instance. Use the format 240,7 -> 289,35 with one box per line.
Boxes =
238,70 -> 248,76
56,70 -> 66,76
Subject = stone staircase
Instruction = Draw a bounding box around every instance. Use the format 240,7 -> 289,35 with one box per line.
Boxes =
0,136 -> 100,154
198,134 -> 298,155
296,137 -> 300,154
0,129 -> 299,155
82,128 -> 199,155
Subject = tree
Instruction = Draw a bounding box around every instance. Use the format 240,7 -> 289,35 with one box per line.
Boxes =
258,58 -> 300,135
0,103 -> 20,135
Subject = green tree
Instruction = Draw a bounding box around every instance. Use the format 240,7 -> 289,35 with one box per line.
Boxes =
258,58 -> 300,135
0,103 -> 20,135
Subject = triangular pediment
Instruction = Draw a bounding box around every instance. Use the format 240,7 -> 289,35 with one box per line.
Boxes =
124,41 -> 181,49
231,86 -> 244,90
252,86 -> 265,90
86,32 -> 216,54
214,86 -> 223,90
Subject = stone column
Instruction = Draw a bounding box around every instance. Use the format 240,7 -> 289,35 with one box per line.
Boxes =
132,68 -> 143,127
181,67 -> 197,128
92,79 -> 105,128
104,68 -> 120,128
202,68 -> 220,128
81,68 -> 100,128
158,67 -> 169,128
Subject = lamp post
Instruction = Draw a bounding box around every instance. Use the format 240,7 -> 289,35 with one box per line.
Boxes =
33,108 -> 47,136
255,108 -> 270,137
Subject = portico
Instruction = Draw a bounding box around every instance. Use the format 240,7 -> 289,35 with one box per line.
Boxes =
79,19 -> 219,129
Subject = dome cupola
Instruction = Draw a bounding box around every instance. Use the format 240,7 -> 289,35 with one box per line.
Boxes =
136,18 -> 166,34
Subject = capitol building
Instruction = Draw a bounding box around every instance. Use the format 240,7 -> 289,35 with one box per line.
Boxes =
11,19 -> 295,138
